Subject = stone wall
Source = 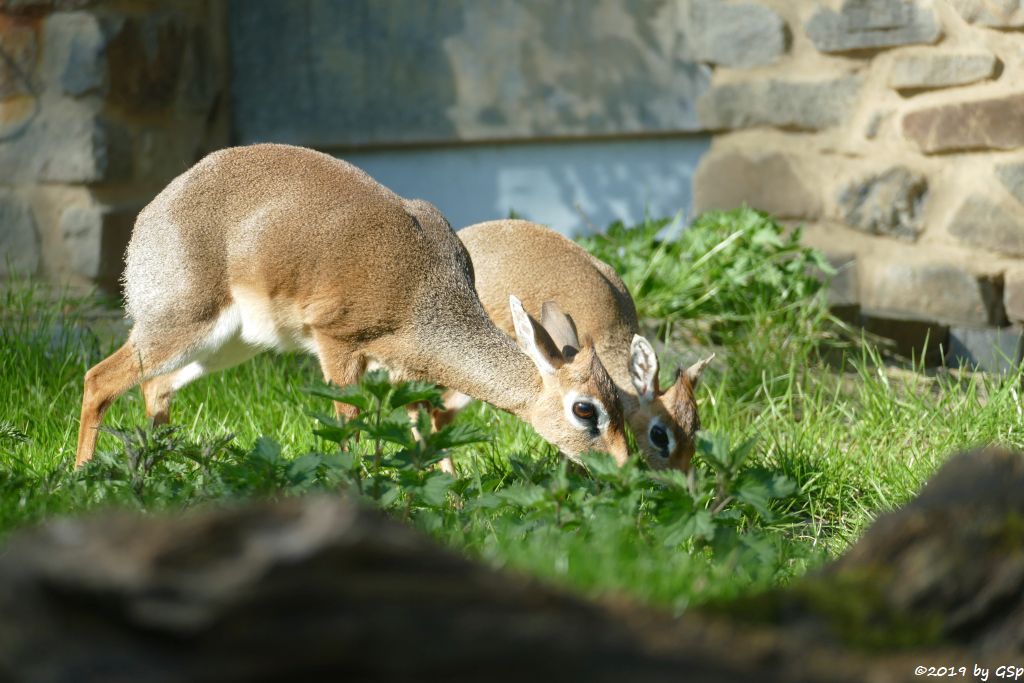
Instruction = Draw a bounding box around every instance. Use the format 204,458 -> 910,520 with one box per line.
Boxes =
0,0 -> 229,290
229,0 -> 711,147
4,0 -> 1024,368
691,0 -> 1024,368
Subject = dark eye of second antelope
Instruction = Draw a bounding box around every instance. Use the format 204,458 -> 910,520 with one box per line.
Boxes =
650,425 -> 669,451
573,401 -> 597,423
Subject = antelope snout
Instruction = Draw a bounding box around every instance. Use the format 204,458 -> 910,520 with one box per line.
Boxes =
606,428 -> 631,467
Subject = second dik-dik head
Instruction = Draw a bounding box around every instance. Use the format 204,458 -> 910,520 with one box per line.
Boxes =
509,297 -> 629,465
628,335 -> 714,471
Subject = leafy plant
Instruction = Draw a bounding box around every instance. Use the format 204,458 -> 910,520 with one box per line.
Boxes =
4,210 -> 1022,613
306,369 -> 487,520
578,207 -> 833,345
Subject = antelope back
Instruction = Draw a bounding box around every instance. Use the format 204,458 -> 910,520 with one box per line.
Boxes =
124,144 -> 474,361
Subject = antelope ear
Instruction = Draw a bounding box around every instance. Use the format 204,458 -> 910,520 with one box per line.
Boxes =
629,334 -> 659,403
540,300 -> 581,360
684,353 -> 715,387
509,295 -> 561,376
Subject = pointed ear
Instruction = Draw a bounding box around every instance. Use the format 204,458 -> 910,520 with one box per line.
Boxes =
629,334 -> 659,403
509,295 -> 561,376
540,300 -> 581,360
683,353 -> 715,387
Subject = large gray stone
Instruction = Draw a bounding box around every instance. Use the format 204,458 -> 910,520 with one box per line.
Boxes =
106,13 -> 188,111
888,50 -> 997,91
946,326 -> 1023,373
3,0 -> 92,11
996,161 -> 1024,206
0,190 -> 40,277
0,15 -> 37,100
60,204 -> 103,279
0,101 -> 133,183
862,260 -> 1003,327
805,0 -> 941,53
59,202 -> 136,285
42,11 -> 107,97
1004,268 -> 1024,324
692,150 -> 821,219
947,195 -> 1024,258
827,251 -> 859,309
42,8 -> 225,114
902,93 -> 1024,153
685,0 -> 788,68
949,0 -> 1024,27
860,312 -> 948,364
837,166 -> 927,241
863,109 -> 892,139
177,23 -> 224,114
697,75 -> 863,131
230,0 -> 711,146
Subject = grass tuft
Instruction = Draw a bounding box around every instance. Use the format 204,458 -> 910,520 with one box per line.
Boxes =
1,209 -> 1022,614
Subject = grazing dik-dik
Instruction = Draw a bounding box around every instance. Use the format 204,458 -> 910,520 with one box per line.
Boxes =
75,144 -> 629,467
453,219 -> 713,472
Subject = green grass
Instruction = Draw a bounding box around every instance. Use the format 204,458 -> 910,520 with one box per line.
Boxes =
2,208 -> 1023,616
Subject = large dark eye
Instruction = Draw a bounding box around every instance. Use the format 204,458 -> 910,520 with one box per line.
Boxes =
649,425 -> 669,451
572,401 -> 596,421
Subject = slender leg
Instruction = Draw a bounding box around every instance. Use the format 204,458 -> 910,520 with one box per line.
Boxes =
143,330 -> 264,425
77,322 -> 255,467
313,332 -> 365,421
433,391 -> 474,474
76,341 -> 146,467
140,363 -> 209,426
142,373 -> 178,426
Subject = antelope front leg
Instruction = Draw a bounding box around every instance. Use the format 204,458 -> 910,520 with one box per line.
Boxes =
77,341 -> 145,467
313,333 -> 365,427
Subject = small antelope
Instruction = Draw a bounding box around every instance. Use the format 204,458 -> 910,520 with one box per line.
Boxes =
75,144 -> 629,467
449,219 -> 713,471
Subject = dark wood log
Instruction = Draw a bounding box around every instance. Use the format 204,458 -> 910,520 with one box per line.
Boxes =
0,448 -> 1021,682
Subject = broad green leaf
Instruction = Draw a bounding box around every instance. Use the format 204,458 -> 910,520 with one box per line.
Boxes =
647,469 -> 691,491
323,450 -> 358,472
362,417 -> 417,449
304,384 -> 373,412
431,422 -> 488,450
465,492 -> 502,511
769,473 -> 797,498
696,431 -> 731,471
390,381 -> 444,409
735,476 -> 772,518
361,369 -> 394,401
376,481 -> 402,508
250,436 -> 282,466
496,484 -> 547,508
687,509 -> 716,541
419,472 -> 454,507
286,453 -> 321,487
415,407 -> 433,440
581,450 -> 620,480
661,508 -> 716,547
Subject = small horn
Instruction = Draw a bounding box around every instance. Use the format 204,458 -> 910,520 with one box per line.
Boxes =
682,353 -> 715,386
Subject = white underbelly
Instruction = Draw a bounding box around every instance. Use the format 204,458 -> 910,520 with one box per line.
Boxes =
142,289 -> 320,385
230,288 -> 318,354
